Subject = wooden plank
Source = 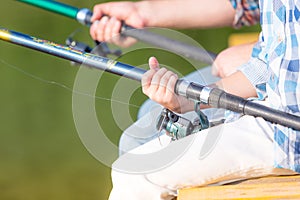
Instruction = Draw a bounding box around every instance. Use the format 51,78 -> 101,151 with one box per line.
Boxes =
228,32 -> 259,46
178,175 -> 300,200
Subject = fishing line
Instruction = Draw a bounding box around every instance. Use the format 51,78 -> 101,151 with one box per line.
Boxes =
0,57 -> 140,108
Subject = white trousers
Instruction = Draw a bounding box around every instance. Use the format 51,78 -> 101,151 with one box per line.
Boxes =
109,115 -> 297,200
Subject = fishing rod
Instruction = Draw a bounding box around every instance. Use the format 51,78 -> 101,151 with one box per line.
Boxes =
0,27 -> 300,131
17,0 -> 217,64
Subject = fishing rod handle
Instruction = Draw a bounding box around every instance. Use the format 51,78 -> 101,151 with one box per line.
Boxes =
175,79 -> 300,130
210,88 -> 300,130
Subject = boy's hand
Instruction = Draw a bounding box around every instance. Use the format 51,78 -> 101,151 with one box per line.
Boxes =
142,57 -> 194,113
89,2 -> 145,47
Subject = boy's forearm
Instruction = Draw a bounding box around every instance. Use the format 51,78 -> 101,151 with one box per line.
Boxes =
216,71 -> 257,98
136,0 -> 236,28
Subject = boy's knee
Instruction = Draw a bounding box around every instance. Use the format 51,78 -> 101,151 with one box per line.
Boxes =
212,51 -> 229,78
212,43 -> 255,78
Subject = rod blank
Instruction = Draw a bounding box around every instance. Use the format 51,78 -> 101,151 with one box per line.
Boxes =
18,0 -> 79,19
0,28 -> 145,81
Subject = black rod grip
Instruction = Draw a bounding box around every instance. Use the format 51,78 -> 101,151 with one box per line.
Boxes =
209,88 -> 300,130
208,88 -> 247,112
122,25 -> 216,64
243,101 -> 300,130
175,80 -> 300,130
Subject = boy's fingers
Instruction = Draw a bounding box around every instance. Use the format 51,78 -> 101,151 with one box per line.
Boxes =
148,57 -> 160,71
112,19 -> 122,36
160,71 -> 176,88
165,74 -> 178,98
151,68 -> 168,88
90,22 -> 97,39
92,3 -> 112,22
92,5 -> 104,22
95,16 -> 109,41
104,17 -> 115,42
156,70 -> 175,95
141,70 -> 156,92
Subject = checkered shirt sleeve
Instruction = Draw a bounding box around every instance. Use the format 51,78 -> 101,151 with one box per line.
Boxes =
229,0 -> 260,28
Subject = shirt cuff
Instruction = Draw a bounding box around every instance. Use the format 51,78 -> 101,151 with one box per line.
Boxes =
237,57 -> 270,87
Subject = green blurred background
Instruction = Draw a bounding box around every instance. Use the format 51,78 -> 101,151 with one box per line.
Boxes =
0,1 -> 260,199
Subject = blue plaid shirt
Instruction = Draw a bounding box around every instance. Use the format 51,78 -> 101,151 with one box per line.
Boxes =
239,0 -> 300,173
230,0 -> 260,28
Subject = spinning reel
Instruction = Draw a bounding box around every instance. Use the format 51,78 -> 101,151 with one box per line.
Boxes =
156,107 -> 210,140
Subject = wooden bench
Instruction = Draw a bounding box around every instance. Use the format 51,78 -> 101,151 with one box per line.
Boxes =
177,175 -> 300,200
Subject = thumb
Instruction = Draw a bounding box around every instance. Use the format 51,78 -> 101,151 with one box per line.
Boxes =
148,56 -> 160,71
